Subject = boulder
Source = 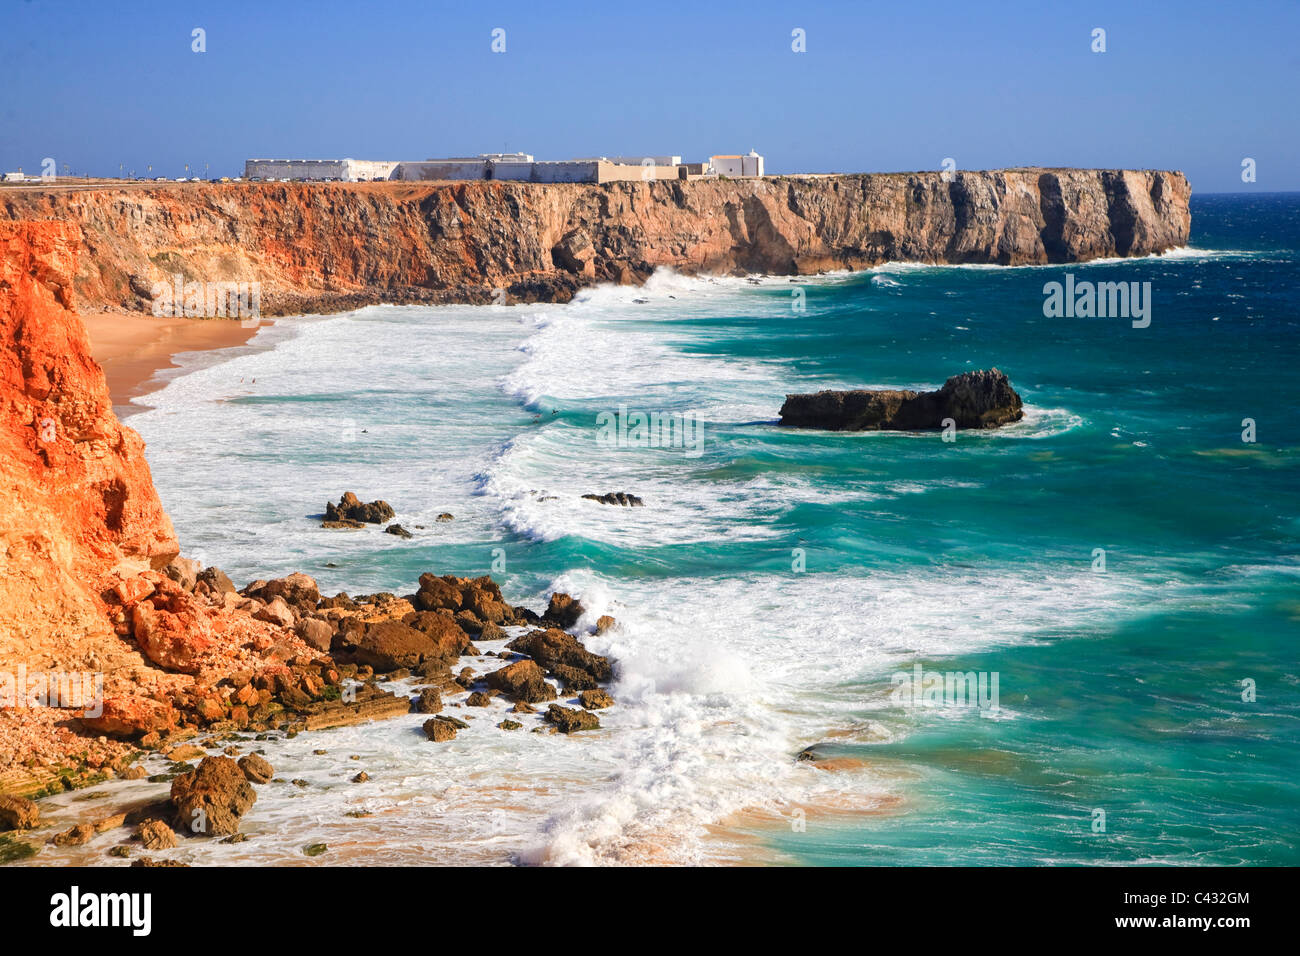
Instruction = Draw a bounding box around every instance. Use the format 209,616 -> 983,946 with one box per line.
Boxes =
353,618 -> 466,672
544,592 -> 585,629
486,659 -> 557,703
778,368 -> 1023,431
163,556 -> 201,592
385,523 -> 413,539
81,695 -> 179,738
244,573 -> 320,614
131,578 -> 214,673
508,628 -> 612,688
170,756 -> 256,837
595,615 -> 616,635
411,687 -> 443,714
545,704 -> 601,734
296,617 -> 334,652
138,819 -> 178,850
252,595 -> 295,628
423,716 -> 459,742
237,753 -> 274,784
400,611 -> 472,662
466,691 -> 492,707
325,491 -> 395,524
52,824 -> 96,846
0,794 -> 39,830
579,689 -> 615,710
197,566 -> 236,594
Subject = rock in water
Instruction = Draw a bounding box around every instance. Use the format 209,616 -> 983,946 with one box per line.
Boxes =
778,369 -> 1023,431
324,491 -> 395,524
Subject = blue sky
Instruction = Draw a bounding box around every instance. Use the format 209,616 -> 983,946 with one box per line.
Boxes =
2,0 -> 1296,191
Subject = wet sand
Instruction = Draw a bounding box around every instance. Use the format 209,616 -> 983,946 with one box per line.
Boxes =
82,311 -> 263,417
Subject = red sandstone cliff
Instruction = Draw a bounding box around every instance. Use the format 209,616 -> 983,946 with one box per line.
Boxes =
0,223 -> 324,793
1,168 -> 1191,316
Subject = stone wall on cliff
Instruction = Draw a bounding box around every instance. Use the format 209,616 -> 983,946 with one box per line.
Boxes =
0,168 -> 1191,315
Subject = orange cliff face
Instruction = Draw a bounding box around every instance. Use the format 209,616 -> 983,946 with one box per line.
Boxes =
1,222 -> 324,790
0,221 -> 178,648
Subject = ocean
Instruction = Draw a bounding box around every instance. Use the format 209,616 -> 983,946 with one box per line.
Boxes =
41,192 -> 1299,866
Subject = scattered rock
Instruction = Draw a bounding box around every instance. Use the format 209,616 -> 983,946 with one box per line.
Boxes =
325,492 -> 395,524
436,513 -> 454,522
0,794 -> 39,830
423,716 -> 459,742
138,819 -> 178,850
545,704 -> 601,734
411,687 -> 443,714
296,616 -> 334,652
52,824 -> 96,847
163,556 -> 201,592
579,689 -> 615,710
582,492 -> 644,507
507,628 -> 612,689
498,719 -> 522,731
466,691 -> 492,707
544,592 -> 585,629
94,813 -> 127,833
237,753 -> 274,784
165,744 -> 205,762
486,659 -> 557,703
351,771 -> 370,783
252,595 -> 296,628
385,522 -> 413,538
511,701 -> 536,714
81,696 -> 179,738
196,566 -> 236,594
303,842 -> 328,857
108,845 -> 130,858
595,615 -> 616,635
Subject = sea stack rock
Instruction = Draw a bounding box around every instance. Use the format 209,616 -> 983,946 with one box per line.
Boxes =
778,369 -> 1023,431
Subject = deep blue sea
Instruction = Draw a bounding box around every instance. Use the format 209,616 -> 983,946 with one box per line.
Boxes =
48,192 -> 1295,866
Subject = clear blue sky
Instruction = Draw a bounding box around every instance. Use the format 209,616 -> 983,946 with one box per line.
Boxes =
2,0 -> 1296,191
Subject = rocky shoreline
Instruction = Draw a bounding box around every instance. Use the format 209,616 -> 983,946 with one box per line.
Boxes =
0,560 -> 619,863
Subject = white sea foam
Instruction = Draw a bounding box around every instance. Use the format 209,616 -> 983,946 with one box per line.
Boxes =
105,269 -> 1151,866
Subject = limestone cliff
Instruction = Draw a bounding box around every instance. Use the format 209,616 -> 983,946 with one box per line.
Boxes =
1,168 -> 1191,315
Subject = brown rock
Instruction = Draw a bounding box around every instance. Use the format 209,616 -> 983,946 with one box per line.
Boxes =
411,687 -> 443,713
82,695 -> 179,738
325,492 -> 394,524
507,628 -> 612,687
423,716 -> 459,742
544,592 -> 585,628
138,819 -> 178,850
52,823 -> 96,846
579,689 -> 615,710
486,659 -> 557,703
778,369 -> 1024,431
170,756 -> 256,836
0,794 -> 39,830
466,691 -> 492,707
545,704 -> 601,734
237,753 -> 274,784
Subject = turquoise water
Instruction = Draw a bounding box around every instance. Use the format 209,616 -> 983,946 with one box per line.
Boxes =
130,193 -> 1299,865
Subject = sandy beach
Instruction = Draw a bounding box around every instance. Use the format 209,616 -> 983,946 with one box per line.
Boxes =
82,311 -> 263,415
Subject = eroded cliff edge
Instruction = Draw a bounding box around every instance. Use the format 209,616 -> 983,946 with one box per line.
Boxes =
1,168 -> 1190,315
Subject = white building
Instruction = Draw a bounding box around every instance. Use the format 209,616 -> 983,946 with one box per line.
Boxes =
243,158 -> 399,182
709,150 -> 765,177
